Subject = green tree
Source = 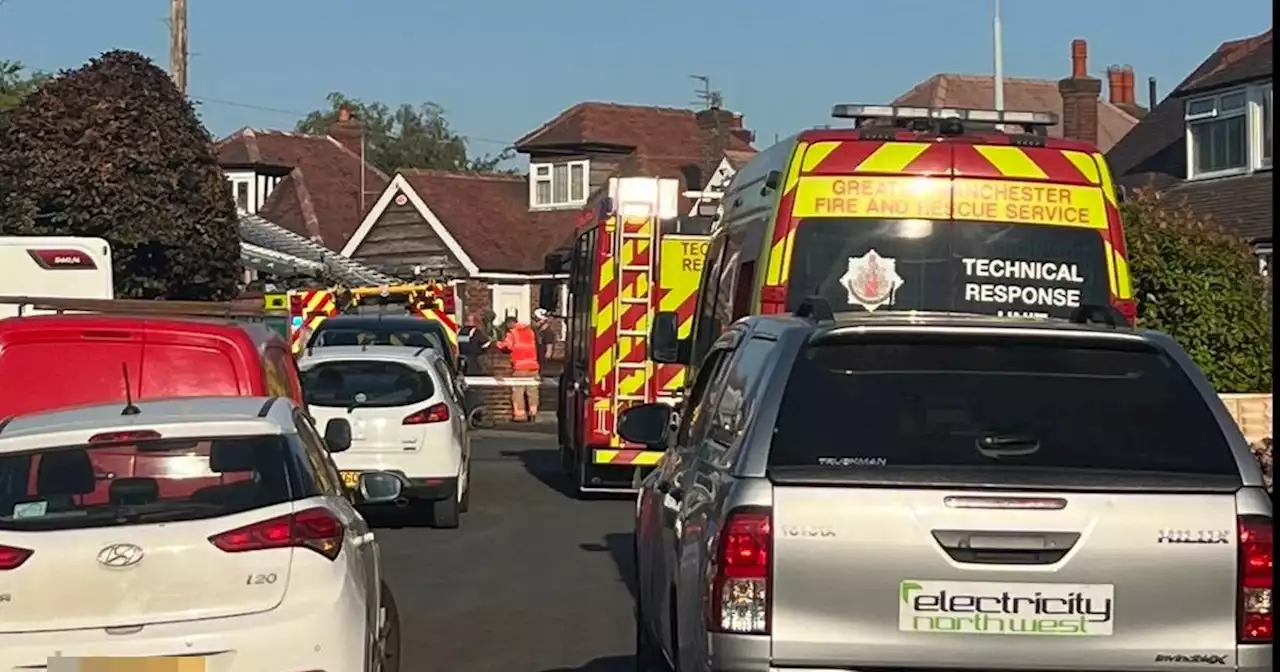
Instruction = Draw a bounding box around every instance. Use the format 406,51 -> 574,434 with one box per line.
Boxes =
296,92 -> 516,174
1121,188 -> 1271,393
0,60 -> 50,126
0,50 -> 241,300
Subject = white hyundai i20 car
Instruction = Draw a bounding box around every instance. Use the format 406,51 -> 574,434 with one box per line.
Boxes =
298,345 -> 472,528
0,396 -> 401,671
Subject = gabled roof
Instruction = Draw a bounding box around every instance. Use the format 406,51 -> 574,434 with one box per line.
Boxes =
1108,29 -> 1273,180
216,129 -> 389,250
893,74 -> 1140,151
1104,29 -> 1272,243
238,211 -> 399,285
514,102 -> 756,155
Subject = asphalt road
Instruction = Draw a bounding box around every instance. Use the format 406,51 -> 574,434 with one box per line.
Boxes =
369,424 -> 639,671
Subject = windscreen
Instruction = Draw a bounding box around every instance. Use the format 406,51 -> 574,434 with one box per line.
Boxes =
301,360 -> 434,408
768,338 -> 1238,477
310,326 -> 445,352
0,435 -> 299,531
785,219 -> 1111,319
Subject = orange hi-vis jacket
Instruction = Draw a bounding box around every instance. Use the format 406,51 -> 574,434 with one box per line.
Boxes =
499,323 -> 539,373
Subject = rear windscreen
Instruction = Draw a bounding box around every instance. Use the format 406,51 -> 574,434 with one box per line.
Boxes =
310,326 -> 444,351
301,360 -> 434,408
786,218 -> 1111,319
0,435 -> 301,531
768,339 -> 1238,476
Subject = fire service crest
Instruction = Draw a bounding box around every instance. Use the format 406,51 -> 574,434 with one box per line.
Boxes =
840,250 -> 903,312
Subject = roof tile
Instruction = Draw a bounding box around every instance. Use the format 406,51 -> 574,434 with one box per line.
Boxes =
400,170 -> 580,274
216,128 -> 388,250
892,74 -> 1140,151
515,102 -> 755,155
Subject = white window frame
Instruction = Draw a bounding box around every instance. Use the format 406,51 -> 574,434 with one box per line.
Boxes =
1185,82 -> 1273,180
529,160 -> 589,209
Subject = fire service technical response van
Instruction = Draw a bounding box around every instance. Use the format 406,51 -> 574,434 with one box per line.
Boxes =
545,177 -> 711,494
651,104 -> 1136,370
0,236 -> 113,318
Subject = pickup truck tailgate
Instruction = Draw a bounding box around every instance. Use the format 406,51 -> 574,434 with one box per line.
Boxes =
771,486 -> 1241,669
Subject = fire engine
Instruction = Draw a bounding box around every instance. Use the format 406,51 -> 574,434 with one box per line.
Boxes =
286,282 -> 459,354
549,177 -> 711,494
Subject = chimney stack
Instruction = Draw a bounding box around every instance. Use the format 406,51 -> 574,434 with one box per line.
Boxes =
1148,76 -> 1159,108
1122,66 -> 1136,106
1106,66 -> 1125,104
1058,39 -> 1102,146
328,107 -> 363,156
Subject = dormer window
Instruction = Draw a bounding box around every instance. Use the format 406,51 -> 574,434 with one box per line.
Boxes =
1185,82 -> 1272,179
530,160 -> 588,209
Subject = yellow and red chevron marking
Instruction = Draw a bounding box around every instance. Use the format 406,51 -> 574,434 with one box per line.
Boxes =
798,140 -> 1103,185
592,448 -> 664,466
591,218 -> 619,396
290,290 -> 337,352
652,279 -> 699,394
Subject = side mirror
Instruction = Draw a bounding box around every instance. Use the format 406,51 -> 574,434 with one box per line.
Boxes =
618,403 -> 674,448
356,471 -> 404,504
323,418 -> 352,453
650,312 -> 683,364
538,281 -> 560,313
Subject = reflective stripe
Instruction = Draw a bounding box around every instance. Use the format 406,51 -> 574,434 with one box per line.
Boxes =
592,449 -> 664,466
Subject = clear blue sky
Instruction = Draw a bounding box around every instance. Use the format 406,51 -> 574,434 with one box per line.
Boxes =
1,0 -> 1272,158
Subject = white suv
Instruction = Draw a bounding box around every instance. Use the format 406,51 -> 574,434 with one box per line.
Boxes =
298,345 -> 472,528
0,396 -> 401,671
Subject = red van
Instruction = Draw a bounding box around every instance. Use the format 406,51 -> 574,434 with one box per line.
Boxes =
0,315 -> 305,502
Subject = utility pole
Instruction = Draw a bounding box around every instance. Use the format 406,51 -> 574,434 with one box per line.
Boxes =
169,0 -> 188,94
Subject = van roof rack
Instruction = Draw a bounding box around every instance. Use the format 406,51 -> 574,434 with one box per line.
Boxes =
831,104 -> 1059,137
794,296 -> 835,322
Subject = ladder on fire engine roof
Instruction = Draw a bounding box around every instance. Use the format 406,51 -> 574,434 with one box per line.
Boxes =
612,200 -> 661,415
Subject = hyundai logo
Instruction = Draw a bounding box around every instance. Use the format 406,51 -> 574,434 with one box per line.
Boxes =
97,543 -> 145,568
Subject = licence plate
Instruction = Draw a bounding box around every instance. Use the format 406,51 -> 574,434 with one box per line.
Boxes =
340,471 -> 362,488
47,658 -> 206,671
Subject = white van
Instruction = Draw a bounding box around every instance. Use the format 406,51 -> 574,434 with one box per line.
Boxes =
0,236 -> 114,318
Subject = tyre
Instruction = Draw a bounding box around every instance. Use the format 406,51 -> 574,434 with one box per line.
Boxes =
431,493 -> 460,529
635,606 -> 669,672
378,582 -> 401,672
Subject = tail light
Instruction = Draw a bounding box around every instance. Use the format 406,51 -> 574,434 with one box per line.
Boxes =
1239,515 -> 1273,643
88,430 -> 162,444
209,507 -> 344,561
0,544 -> 33,570
710,507 -> 771,635
404,402 -> 449,425
760,285 -> 787,315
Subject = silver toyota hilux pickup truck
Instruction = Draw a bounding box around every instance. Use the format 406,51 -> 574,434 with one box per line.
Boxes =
626,309 -> 1271,672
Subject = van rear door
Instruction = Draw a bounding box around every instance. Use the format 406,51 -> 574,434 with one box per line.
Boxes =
139,320 -> 246,398
766,332 -> 1251,670
0,319 -> 144,418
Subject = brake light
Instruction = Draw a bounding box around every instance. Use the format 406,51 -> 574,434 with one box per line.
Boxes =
403,402 -> 449,425
209,507 -> 344,561
760,285 -> 787,315
1239,515 -> 1273,643
710,507 -> 771,635
0,544 -> 33,570
88,430 -> 162,444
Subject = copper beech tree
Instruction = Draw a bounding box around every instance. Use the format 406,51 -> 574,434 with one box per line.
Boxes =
0,51 -> 241,300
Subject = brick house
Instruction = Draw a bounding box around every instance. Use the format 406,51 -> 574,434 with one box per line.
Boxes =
215,110 -> 387,251
339,102 -> 757,331
1105,29 -> 1272,272
893,39 -> 1143,151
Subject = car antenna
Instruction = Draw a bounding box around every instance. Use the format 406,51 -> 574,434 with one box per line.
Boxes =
120,363 -> 141,416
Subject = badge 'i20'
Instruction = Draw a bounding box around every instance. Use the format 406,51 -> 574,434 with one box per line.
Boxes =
840,250 -> 903,312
